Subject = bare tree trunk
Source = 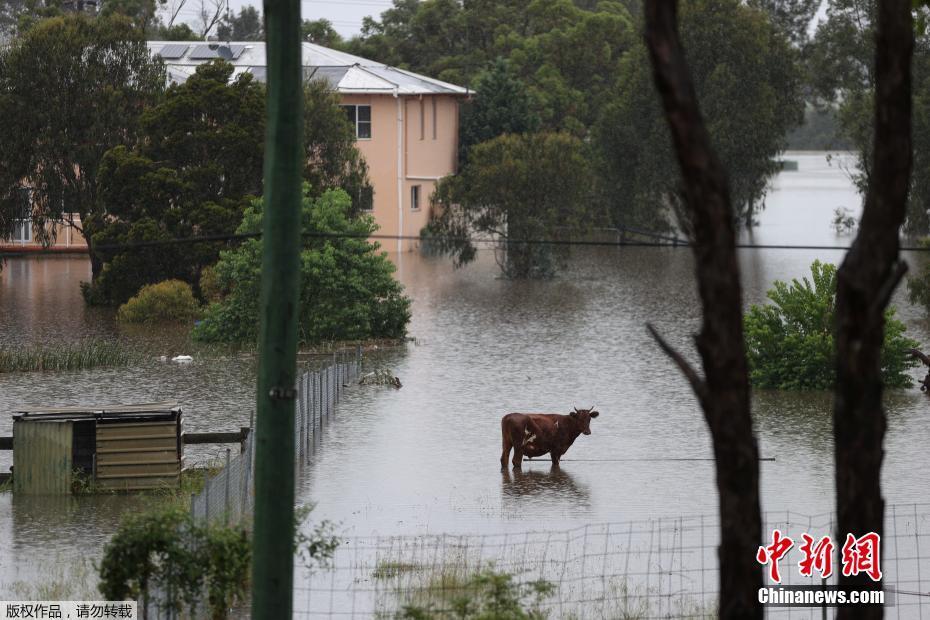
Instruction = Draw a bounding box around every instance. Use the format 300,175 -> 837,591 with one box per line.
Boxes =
642,1 -> 762,617
834,0 -> 912,617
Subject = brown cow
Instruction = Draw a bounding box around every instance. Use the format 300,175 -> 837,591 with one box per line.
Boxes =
500,406 -> 600,470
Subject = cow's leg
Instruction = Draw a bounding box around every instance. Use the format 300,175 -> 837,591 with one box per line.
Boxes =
512,445 -> 524,469
501,426 -> 512,470
550,450 -> 561,468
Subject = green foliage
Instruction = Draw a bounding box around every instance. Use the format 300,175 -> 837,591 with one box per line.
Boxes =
0,340 -> 135,373
98,507 -> 249,619
85,59 -> 265,306
428,132 -> 595,278
744,261 -> 919,389
809,0 -> 930,234
302,18 -> 344,46
100,504 -> 339,619
594,0 -> 803,231
86,63 -> 370,306
0,14 -> 164,248
458,58 -> 541,165
217,6 -> 263,41
117,280 -> 202,324
193,186 -> 411,344
344,0 -> 635,132
393,568 -> 554,619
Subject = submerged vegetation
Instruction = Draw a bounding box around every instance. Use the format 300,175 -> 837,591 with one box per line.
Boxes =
744,261 -> 919,389
0,340 -> 135,373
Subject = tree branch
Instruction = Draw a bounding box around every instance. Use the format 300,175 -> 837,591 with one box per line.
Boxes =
645,323 -> 707,400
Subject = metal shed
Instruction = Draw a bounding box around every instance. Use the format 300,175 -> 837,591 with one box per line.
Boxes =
12,402 -> 184,494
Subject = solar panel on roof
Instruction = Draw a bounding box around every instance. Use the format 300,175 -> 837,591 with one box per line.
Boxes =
157,43 -> 189,59
189,44 -> 247,60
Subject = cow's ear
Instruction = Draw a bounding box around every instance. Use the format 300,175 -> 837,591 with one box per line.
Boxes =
569,410 -> 578,418
590,410 -> 599,418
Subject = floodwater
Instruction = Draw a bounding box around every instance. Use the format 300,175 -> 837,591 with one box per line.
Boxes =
1,152 -> 930,597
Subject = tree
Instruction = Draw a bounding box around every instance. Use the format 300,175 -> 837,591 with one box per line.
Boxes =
302,80 -> 371,216
809,0 -> 930,234
595,0 -> 803,232
87,66 -> 372,305
744,261 -> 918,389
427,132 -> 594,279
0,14 -> 165,273
643,0 -> 763,613
457,59 -> 540,166
85,61 -> 266,305
193,187 -> 411,344
831,0 -> 912,614
301,18 -> 343,47
216,5 -> 263,41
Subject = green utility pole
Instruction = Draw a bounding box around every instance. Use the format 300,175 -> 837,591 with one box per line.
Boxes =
252,0 -> 302,616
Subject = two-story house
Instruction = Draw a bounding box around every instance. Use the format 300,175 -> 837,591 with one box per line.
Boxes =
1,41 -> 468,254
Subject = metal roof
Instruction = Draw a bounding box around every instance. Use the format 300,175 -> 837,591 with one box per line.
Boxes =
12,402 -> 181,421
148,41 -> 469,96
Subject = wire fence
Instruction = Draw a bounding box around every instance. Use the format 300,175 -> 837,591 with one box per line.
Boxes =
141,350 -> 362,619
293,504 -> 930,619
189,347 -> 362,527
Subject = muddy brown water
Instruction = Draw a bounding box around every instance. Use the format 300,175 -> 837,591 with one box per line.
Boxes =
1,152 -> 929,596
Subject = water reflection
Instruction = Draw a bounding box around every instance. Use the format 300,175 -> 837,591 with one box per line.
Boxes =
500,465 -> 591,508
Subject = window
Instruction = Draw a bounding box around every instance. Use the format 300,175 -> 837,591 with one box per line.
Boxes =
12,220 -> 31,242
411,185 -> 421,211
432,98 -> 437,139
10,187 -> 31,242
358,185 -> 374,212
341,105 -> 372,139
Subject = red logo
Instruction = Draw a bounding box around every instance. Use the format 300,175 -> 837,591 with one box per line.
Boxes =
757,529 -> 794,583
841,532 -> 882,582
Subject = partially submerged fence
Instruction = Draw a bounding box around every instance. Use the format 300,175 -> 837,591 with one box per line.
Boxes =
189,347 -> 362,527
293,504 -> 930,619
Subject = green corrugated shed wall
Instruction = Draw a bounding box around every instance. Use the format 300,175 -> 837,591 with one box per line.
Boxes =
12,420 -> 73,495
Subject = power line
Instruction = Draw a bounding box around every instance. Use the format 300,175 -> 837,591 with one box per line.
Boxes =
3,229 -> 930,257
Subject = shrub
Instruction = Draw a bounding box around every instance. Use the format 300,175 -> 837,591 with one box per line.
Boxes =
117,280 -> 201,324
99,504 -> 338,619
744,260 -> 919,390
193,186 -> 411,344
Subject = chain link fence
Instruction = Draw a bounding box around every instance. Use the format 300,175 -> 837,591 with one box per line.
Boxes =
293,504 -> 930,619
189,347 -> 362,527
141,350 -> 362,618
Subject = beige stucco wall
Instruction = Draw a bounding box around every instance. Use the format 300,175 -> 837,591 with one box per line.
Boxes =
346,92 -> 461,253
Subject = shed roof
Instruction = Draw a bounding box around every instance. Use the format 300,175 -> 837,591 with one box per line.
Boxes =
147,41 -> 470,96
12,402 -> 181,421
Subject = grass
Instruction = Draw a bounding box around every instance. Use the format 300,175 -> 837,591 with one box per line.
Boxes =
371,554 -> 717,620
0,340 -> 136,373
1,556 -> 100,599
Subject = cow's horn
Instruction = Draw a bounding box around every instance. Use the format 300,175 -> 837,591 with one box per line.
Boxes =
590,404 -> 596,411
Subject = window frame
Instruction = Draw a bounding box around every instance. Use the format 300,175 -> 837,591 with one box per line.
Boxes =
410,185 -> 421,212
341,104 -> 372,140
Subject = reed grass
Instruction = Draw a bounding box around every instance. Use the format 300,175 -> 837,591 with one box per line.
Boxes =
0,340 -> 135,373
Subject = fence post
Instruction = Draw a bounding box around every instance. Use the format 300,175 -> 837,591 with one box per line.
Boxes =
224,448 -> 231,526
357,345 -> 361,377
205,476 -> 210,522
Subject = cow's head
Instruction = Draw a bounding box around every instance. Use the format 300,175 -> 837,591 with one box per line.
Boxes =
570,406 -> 600,435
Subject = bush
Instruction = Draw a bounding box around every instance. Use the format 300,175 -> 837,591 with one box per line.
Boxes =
117,280 -> 201,324
744,260 -> 919,390
193,186 -> 411,344
99,505 -> 338,619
